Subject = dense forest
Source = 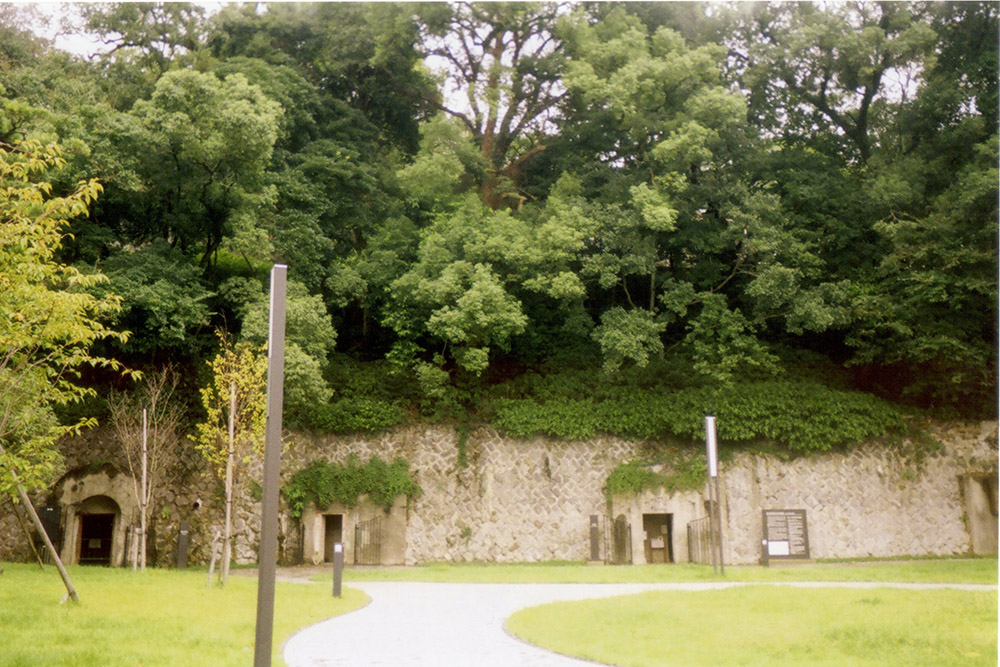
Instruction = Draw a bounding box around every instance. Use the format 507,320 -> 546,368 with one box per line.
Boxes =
1,2 -> 996,452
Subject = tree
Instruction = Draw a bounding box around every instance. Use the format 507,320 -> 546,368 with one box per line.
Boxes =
412,2 -> 567,209
555,6 -> 776,380
735,1 -> 936,163
242,280 -> 338,422
107,366 -> 182,571
116,69 -> 281,269
0,139 -> 127,599
97,241 -> 214,360
194,332 -> 266,587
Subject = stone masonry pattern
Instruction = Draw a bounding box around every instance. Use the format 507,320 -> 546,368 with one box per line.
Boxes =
1,420 -> 995,566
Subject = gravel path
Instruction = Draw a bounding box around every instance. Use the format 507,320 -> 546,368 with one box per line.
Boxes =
281,579 -> 995,667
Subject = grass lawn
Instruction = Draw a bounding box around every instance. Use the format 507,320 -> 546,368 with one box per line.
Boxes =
0,563 -> 367,666
336,556 -> 998,585
506,586 -> 999,667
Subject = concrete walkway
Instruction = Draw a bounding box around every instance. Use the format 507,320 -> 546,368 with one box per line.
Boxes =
281,580 -> 995,667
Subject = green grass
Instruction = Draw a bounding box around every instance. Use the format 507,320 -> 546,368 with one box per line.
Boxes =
507,587 -> 998,667
0,564 -> 367,666
335,557 -> 998,585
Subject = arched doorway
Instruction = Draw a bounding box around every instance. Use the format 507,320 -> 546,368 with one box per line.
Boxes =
76,495 -> 120,566
51,464 -> 138,567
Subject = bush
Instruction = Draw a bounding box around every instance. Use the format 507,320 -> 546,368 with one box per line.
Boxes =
305,397 -> 407,433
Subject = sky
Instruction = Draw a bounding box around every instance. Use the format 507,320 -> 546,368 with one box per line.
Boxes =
21,1 -> 227,57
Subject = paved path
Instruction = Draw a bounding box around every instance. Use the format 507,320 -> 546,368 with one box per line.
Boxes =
282,580 -> 995,667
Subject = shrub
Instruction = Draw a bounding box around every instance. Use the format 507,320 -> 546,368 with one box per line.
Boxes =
305,397 -> 406,433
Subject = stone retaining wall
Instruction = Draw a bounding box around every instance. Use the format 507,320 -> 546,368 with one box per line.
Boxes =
1,421 -> 995,566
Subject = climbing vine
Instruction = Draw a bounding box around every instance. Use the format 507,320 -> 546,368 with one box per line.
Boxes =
494,381 -> 906,452
604,449 -> 707,504
283,454 -> 422,518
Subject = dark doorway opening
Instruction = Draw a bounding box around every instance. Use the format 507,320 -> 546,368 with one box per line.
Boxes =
323,514 -> 343,562
642,513 -> 673,564
78,514 -> 115,565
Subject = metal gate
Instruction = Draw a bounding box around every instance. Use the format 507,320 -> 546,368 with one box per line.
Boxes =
354,516 -> 382,565
687,516 -> 712,564
610,514 -> 632,565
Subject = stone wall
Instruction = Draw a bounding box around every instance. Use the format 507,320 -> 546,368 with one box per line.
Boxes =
722,420 -> 998,562
1,420 -> 996,567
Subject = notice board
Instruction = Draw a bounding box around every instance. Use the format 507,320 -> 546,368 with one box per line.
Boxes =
762,509 -> 810,564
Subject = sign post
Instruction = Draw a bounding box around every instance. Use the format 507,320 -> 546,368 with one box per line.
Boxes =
705,415 -> 724,575
254,265 -> 287,667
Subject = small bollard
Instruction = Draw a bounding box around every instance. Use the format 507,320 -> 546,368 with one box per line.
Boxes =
176,521 -> 190,569
332,542 -> 344,598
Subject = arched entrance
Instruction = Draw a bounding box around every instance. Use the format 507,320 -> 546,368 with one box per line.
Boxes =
76,495 -> 120,565
51,464 -> 138,567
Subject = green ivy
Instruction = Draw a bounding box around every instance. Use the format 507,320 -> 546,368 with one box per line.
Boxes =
493,381 -> 905,452
605,450 -> 707,503
305,397 -> 407,433
283,454 -> 422,519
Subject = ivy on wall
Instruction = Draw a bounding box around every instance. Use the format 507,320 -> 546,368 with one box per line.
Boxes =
305,398 -> 407,433
604,450 -> 707,503
493,381 -> 905,453
283,454 -> 422,518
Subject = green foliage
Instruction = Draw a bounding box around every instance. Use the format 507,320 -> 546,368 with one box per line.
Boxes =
2,1 -> 992,425
97,241 -> 213,356
592,308 -> 666,373
605,451 -> 707,502
306,398 -> 406,434
283,454 -> 422,518
241,279 -> 339,421
193,332 -> 267,482
0,140 -> 127,496
493,380 -> 905,453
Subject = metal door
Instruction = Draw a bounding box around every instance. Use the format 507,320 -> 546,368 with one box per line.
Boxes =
353,516 -> 382,565
610,514 -> 632,564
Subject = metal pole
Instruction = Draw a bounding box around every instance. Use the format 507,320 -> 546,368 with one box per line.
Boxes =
141,407 -> 148,571
254,265 -> 287,667
705,415 -> 719,575
332,543 -> 343,598
714,474 -> 725,575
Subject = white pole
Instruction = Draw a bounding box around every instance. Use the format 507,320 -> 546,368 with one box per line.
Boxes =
705,415 -> 719,574
705,415 -> 724,575
141,407 -> 148,571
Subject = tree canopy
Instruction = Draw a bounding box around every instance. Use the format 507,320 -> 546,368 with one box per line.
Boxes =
3,1 -> 994,428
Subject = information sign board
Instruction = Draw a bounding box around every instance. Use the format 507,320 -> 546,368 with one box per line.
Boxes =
762,509 -> 810,564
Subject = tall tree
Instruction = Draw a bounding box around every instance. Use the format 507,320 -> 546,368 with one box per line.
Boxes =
413,2 -> 567,209
0,139 -> 127,599
194,332 -> 266,587
735,1 -> 936,163
113,69 -> 281,269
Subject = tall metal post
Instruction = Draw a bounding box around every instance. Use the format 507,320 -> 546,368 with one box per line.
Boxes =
705,415 -> 722,575
254,265 -> 287,667
714,473 -> 725,575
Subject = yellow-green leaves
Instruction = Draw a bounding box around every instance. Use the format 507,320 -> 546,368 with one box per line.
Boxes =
194,332 -> 267,482
0,140 -> 126,494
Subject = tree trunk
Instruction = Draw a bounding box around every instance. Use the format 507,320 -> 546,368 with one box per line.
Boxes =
16,484 -> 79,602
0,441 -> 78,601
12,501 -> 45,569
221,381 -> 236,587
